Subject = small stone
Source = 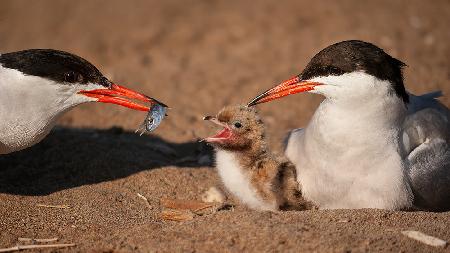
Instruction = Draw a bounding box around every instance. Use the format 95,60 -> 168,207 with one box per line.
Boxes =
202,187 -> 226,203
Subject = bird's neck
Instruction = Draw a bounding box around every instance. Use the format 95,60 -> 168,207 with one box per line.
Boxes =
239,144 -> 270,169
218,140 -> 270,169
308,72 -> 409,127
0,66 -> 86,153
306,93 -> 407,151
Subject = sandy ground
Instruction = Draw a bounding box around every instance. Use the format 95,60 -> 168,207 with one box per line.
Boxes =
0,0 -> 449,252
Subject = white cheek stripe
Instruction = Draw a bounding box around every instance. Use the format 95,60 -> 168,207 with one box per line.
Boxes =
0,65 -> 101,154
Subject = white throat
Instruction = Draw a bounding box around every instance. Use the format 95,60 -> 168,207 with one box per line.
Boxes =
0,65 -> 94,154
309,72 -> 408,135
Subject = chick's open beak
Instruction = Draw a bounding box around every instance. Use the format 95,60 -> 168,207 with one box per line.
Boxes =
202,116 -> 233,143
79,83 -> 167,111
247,75 -> 322,106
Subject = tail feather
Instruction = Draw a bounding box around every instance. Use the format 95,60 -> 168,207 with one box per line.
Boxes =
407,90 -> 445,113
282,128 -> 303,153
419,90 -> 443,100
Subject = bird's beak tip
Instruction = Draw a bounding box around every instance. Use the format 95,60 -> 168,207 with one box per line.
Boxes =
247,100 -> 258,107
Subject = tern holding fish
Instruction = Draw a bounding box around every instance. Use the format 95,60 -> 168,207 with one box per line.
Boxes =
249,40 -> 450,211
0,49 -> 167,154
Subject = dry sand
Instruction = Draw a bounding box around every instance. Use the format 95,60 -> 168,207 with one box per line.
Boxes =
0,0 -> 449,252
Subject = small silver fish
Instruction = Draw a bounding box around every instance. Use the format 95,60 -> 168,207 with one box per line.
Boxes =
136,103 -> 167,135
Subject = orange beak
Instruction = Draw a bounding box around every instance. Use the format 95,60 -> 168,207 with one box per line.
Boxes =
202,116 -> 234,143
247,75 -> 322,106
79,84 -> 167,111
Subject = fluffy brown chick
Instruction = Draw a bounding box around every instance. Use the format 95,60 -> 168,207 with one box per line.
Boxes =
204,105 -> 315,211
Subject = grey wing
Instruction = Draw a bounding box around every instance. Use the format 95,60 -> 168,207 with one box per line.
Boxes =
283,128 -> 305,164
282,128 -> 302,151
403,92 -> 450,211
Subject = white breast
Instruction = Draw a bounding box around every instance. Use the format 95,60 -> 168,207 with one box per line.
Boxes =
215,150 -> 275,210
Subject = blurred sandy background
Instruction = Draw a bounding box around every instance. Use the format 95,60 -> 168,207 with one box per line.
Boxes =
0,0 -> 449,252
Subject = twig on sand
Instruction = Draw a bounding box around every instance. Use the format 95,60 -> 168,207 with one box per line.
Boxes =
18,237 -> 58,243
160,209 -> 195,222
137,193 -> 153,209
159,198 -> 230,220
0,243 -> 75,252
401,230 -> 447,248
36,204 -> 70,209
160,198 -> 215,212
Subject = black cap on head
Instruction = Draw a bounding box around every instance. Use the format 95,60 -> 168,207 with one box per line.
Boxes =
300,40 -> 408,103
0,49 -> 111,87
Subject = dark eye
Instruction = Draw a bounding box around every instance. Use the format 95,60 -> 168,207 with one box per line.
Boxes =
65,71 -> 83,83
233,122 -> 242,128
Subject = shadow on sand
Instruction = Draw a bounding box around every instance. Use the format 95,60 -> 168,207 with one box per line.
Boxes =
0,126 -> 213,196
